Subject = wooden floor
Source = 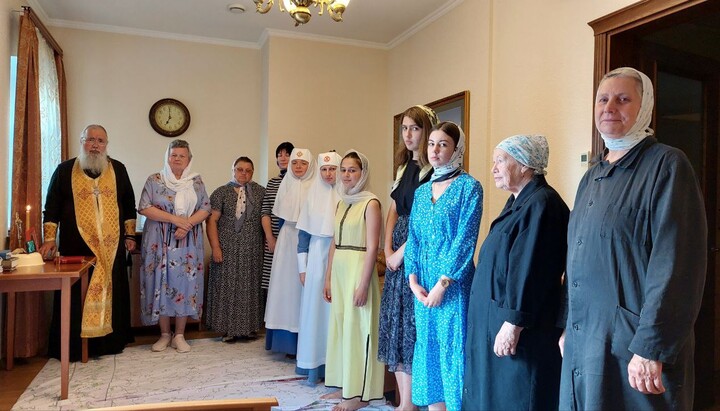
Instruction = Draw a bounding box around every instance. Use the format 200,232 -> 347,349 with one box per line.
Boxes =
0,326 -> 221,410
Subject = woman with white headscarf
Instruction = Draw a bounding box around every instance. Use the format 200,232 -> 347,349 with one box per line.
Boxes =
139,139 -> 211,353
559,67 -> 706,410
405,121 -> 482,411
320,150 -> 385,410
462,134 -> 569,410
264,148 -> 316,356
295,151 -> 342,386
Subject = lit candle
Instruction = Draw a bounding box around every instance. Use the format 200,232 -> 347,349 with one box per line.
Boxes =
25,205 -> 31,231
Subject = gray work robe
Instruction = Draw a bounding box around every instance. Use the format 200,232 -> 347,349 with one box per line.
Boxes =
561,137 -> 707,410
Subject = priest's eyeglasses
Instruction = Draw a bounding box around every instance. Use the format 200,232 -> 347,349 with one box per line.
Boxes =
82,137 -> 108,146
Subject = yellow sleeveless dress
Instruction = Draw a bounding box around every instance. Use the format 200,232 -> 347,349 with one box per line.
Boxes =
325,198 -> 385,401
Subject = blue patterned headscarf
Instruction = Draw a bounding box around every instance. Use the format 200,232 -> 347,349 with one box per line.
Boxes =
496,134 -> 549,175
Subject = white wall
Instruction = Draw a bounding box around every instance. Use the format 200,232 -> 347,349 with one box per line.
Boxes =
51,27 -> 263,204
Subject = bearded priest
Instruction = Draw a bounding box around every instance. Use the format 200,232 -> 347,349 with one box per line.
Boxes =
39,124 -> 137,362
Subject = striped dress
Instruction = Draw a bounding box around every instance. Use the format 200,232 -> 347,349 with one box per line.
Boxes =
261,173 -> 283,289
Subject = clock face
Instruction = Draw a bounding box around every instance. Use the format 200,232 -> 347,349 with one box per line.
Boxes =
149,99 -> 190,137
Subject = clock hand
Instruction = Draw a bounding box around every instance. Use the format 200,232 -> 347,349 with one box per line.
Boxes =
166,107 -> 172,124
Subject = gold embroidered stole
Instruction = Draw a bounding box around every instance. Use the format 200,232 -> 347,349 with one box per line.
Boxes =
71,160 -> 120,338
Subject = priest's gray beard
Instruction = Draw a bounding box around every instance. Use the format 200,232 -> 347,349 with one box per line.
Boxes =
78,150 -> 108,175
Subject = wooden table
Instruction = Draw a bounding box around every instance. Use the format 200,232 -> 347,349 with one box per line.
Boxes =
1,258 -> 94,399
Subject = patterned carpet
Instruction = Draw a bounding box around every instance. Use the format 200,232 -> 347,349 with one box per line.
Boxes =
12,338 -> 392,410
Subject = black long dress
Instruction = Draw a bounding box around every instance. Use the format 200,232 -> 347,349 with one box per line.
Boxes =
378,160 -> 430,373
463,175 -> 569,410
205,182 -> 266,337
44,157 -> 136,362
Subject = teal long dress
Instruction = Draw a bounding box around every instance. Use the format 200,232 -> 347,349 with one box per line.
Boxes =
404,173 -> 482,410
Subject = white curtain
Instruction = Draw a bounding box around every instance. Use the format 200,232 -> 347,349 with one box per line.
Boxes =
36,27 -> 62,209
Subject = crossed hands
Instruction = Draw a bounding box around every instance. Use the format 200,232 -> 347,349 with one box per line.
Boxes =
384,248 -> 403,271
173,216 -> 193,240
409,280 -> 445,308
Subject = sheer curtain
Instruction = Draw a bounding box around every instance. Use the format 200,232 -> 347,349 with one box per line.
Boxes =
37,28 -> 62,205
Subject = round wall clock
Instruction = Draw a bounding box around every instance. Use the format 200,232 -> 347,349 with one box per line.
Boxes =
149,98 -> 191,137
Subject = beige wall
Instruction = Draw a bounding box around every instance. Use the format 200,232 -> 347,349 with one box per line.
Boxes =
2,1 -> 647,242
0,0 -> 649,362
50,28 -> 263,208
264,35 -> 389,201
387,0 -> 638,236
487,0 -> 637,220
388,0 -> 492,228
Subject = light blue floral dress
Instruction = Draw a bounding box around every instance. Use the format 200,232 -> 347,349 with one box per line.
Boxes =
139,173 -> 211,325
404,172 -> 483,410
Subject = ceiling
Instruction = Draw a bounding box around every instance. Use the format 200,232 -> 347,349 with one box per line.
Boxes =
29,0 -> 464,49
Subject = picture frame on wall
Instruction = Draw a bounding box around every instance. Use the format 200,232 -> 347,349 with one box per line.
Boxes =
393,90 -> 470,174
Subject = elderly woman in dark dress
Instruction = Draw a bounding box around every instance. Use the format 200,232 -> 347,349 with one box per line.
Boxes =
205,156 -> 266,341
462,134 -> 569,410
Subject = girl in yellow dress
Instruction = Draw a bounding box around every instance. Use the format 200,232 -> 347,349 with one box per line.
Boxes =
322,150 -> 385,411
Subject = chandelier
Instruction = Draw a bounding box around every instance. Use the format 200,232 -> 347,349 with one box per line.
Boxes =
253,0 -> 350,26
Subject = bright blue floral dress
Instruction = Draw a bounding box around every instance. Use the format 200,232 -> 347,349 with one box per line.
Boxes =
404,173 -> 482,410
139,173 -> 211,325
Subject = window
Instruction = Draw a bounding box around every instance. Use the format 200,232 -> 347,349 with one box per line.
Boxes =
6,56 -> 17,230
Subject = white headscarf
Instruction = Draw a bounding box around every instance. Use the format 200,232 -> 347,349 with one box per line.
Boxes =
296,152 -> 342,237
598,67 -> 655,151
337,149 -> 378,205
161,143 -> 199,217
273,148 -> 316,223
430,122 -> 466,181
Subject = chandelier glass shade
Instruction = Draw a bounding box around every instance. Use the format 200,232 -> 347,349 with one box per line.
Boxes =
253,0 -> 350,26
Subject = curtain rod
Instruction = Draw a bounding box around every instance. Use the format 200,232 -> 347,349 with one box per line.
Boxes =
22,6 -> 63,57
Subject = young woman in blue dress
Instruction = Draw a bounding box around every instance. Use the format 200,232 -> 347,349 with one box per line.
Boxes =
405,122 -> 483,410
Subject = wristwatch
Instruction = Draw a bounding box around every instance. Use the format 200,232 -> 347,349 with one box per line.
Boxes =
440,277 -> 452,289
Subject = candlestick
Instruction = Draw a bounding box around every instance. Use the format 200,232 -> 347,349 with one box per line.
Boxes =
14,212 -> 22,247
25,205 -> 31,233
